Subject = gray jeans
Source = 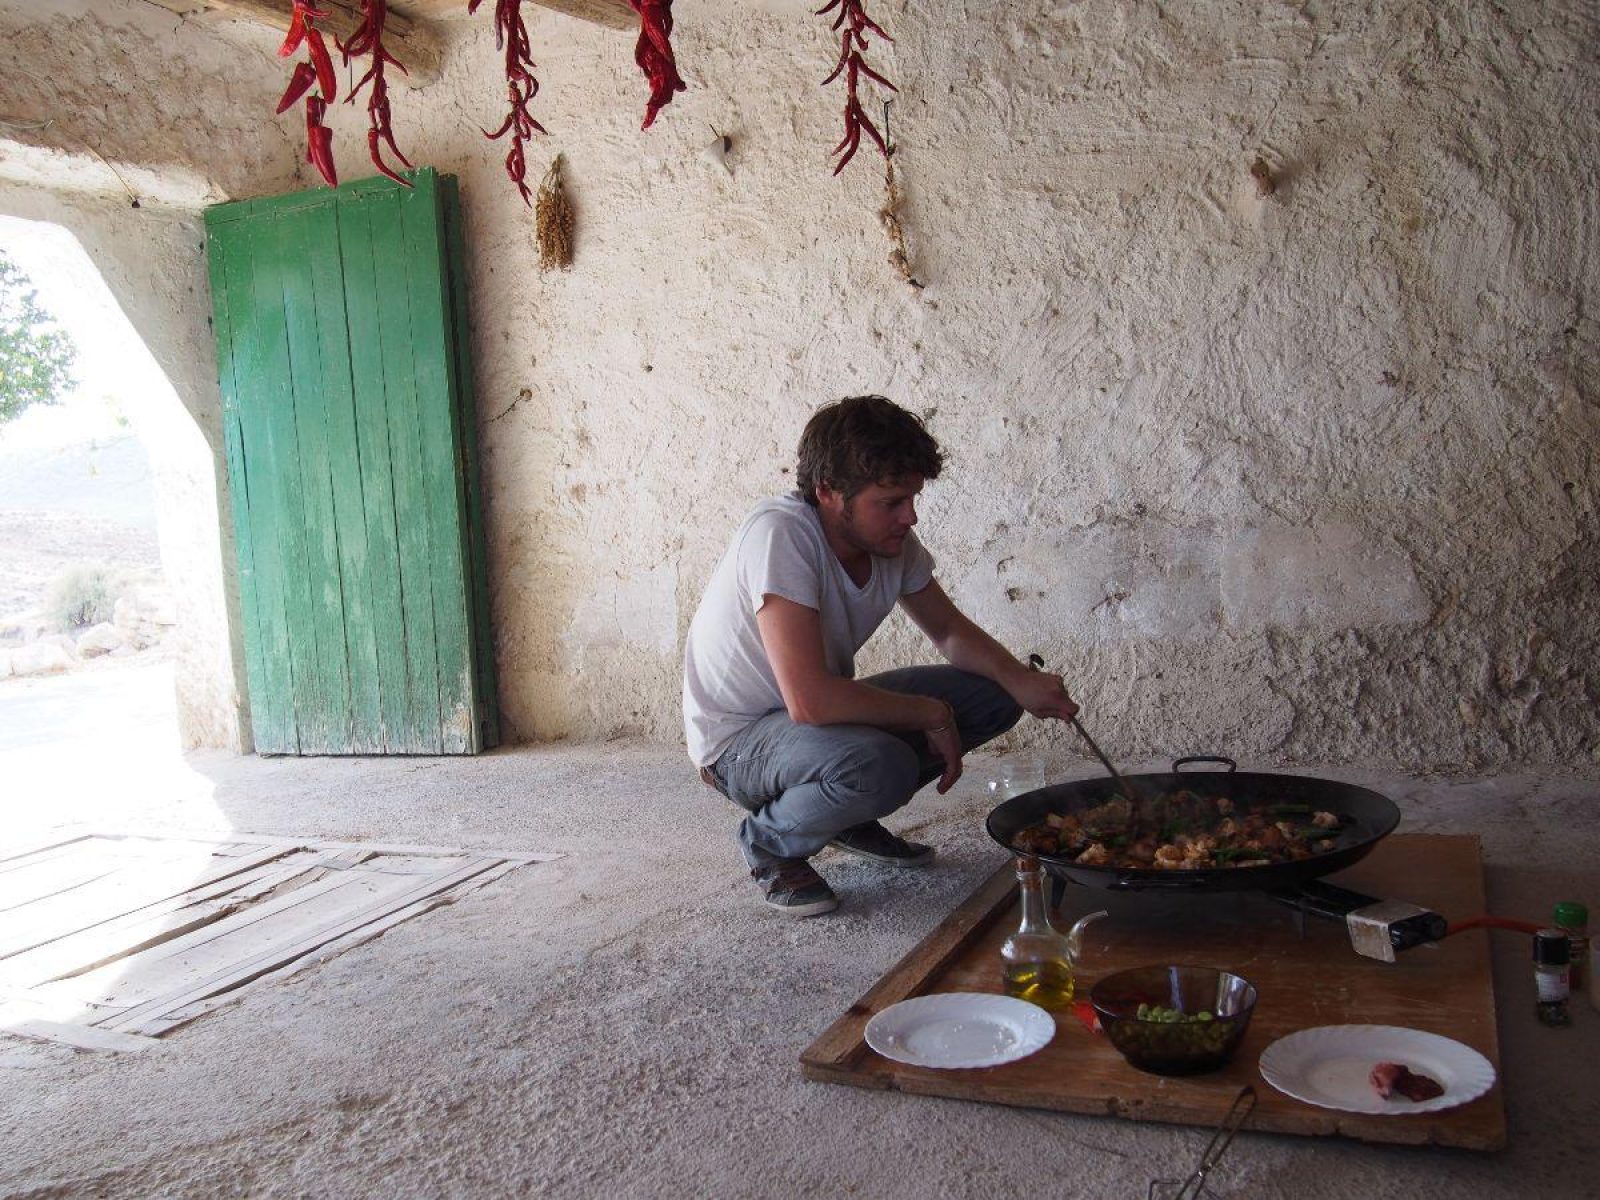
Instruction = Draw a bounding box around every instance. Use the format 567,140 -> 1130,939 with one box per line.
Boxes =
705,666 -> 1024,869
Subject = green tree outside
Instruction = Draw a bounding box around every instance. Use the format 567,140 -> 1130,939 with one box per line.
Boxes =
0,251 -> 78,426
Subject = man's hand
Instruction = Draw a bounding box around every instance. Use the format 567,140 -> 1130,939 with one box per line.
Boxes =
924,701 -> 964,794
902,582 -> 1081,727
1008,666 -> 1080,723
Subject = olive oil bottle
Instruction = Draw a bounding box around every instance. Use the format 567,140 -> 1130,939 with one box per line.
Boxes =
1000,858 -> 1077,1010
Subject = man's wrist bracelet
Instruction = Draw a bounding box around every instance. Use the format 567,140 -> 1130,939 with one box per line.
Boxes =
927,722 -> 951,735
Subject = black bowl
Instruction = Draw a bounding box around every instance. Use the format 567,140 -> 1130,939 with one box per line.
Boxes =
1089,965 -> 1258,1076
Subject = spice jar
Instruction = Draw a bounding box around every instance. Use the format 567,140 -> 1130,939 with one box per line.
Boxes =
1533,929 -> 1572,1027
1553,901 -> 1589,998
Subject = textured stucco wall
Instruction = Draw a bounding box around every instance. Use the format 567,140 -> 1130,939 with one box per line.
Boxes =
1,0 -> 1594,768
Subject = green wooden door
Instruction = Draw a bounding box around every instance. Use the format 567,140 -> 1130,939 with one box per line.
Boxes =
205,169 -> 498,755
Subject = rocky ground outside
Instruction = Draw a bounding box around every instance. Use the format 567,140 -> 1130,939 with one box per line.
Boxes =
0,430 -> 174,681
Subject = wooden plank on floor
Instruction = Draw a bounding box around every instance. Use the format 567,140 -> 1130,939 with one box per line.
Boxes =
0,838 -> 171,914
104,858 -> 506,1035
0,835 -> 97,871
0,842 -> 540,1042
319,848 -> 380,869
0,1013 -> 159,1054
29,873 -> 374,1012
0,858 -> 326,990
0,844 -> 297,962
141,860 -> 517,1034
90,828 -> 561,864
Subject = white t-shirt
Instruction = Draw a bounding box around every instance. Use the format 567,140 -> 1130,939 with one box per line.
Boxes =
682,492 -> 936,767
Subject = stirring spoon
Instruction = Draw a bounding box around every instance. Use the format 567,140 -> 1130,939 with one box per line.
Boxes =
1027,654 -> 1145,816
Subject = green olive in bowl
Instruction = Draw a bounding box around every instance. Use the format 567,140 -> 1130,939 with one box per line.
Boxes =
1089,965 -> 1258,1076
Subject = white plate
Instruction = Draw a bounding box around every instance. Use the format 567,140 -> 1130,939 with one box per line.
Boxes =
864,992 -> 1055,1069
1259,1024 -> 1496,1115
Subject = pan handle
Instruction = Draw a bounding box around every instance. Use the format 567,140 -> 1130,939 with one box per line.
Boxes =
1172,755 -> 1237,773
1109,873 -> 1206,890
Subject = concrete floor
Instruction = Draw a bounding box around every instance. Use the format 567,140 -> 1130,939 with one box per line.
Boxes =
1,665 -> 1598,1198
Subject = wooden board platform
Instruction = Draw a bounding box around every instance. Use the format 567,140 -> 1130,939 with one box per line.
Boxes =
801,834 -> 1506,1150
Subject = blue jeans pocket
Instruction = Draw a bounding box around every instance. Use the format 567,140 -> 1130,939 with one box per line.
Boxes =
718,748 -> 774,814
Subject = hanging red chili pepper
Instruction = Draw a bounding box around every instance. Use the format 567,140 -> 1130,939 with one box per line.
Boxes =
471,0 -> 546,206
306,27 -> 337,105
340,0 -> 414,189
276,1 -> 338,187
816,0 -> 895,174
276,61 -> 319,115
273,1 -> 903,199
305,95 -> 338,187
627,0 -> 686,130
278,0 -> 318,58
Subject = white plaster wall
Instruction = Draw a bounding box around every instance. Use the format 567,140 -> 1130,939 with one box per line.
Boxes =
1,0 -> 1593,768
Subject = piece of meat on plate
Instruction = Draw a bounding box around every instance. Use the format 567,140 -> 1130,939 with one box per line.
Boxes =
1370,1061 -> 1445,1102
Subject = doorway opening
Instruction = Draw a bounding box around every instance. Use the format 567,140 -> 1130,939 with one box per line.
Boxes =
0,214 -> 235,830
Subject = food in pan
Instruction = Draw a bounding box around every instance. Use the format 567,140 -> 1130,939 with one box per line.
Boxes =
1370,1061 -> 1445,1102
1010,790 -> 1345,870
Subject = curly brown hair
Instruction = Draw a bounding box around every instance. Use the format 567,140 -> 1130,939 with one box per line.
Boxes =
795,395 -> 944,506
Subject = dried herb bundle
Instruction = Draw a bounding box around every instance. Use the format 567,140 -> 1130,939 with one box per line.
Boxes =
880,151 -> 921,289
536,154 -> 574,271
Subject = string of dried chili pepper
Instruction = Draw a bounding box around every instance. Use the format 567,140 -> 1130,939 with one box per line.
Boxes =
340,0 -> 414,189
277,1 -> 339,186
470,0 -> 547,206
627,0 -> 686,130
816,0 -> 895,175
280,2 -> 337,103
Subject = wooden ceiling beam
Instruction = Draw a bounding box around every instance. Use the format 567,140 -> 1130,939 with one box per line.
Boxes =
139,0 -> 640,89
142,0 -> 443,86
402,1 -> 637,32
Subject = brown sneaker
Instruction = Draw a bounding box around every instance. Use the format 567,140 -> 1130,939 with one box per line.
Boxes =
752,859 -> 839,917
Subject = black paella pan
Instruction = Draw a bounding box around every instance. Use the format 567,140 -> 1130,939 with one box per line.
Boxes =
985,756 -> 1402,894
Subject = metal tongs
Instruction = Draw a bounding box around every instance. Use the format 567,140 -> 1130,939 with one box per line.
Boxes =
1146,1085 -> 1257,1199
1026,654 -> 1143,813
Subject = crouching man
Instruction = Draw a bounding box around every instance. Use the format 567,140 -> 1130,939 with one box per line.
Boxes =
683,395 -> 1081,916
